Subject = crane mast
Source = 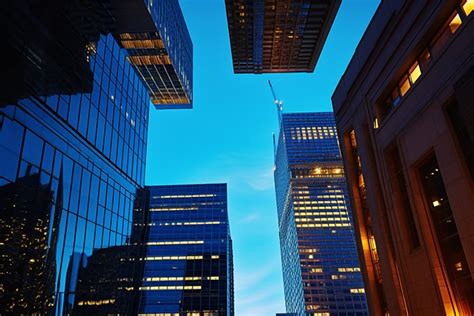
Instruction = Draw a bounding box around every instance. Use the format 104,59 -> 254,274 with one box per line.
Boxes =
268,80 -> 284,160
268,80 -> 283,125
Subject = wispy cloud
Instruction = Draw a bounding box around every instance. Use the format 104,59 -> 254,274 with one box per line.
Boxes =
243,168 -> 274,191
238,213 -> 259,224
238,300 -> 284,316
234,259 -> 285,315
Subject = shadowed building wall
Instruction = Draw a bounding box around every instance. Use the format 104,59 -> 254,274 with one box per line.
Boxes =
332,0 -> 474,314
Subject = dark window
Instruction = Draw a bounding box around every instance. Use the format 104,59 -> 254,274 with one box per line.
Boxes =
41,143 -> 54,174
447,100 -> 474,178
22,130 -> 43,166
419,156 -> 474,313
0,117 -> 24,181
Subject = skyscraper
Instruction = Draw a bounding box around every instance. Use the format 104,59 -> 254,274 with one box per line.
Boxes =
274,112 -> 368,315
134,183 -> 234,315
225,0 -> 341,73
0,0 -> 192,314
332,1 -> 474,314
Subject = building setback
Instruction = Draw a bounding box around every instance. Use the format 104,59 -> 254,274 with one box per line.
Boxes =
0,0 -> 192,314
332,0 -> 474,315
225,0 -> 341,73
136,184 -> 234,315
274,112 -> 368,315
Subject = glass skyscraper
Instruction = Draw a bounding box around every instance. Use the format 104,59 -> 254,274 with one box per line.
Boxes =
0,0 -> 191,314
274,112 -> 368,315
135,184 -> 234,315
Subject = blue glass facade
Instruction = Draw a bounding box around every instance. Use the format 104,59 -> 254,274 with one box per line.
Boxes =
136,184 -> 234,315
274,112 -> 368,315
0,1 -> 191,314
115,0 -> 193,109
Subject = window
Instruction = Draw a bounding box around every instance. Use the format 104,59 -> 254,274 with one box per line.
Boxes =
399,75 -> 411,97
462,0 -> 474,16
377,3 -> 469,125
448,13 -> 462,33
419,156 -> 474,313
408,62 -> 422,84
391,88 -> 401,107
446,101 -> 474,178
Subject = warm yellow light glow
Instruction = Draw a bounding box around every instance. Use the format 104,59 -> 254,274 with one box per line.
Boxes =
149,207 -> 198,212
399,76 -> 411,97
138,313 -> 180,316
449,13 -> 462,33
296,223 -> 351,228
128,55 -> 171,66
373,117 -> 379,129
158,194 -> 216,199
121,39 -> 164,49
78,299 -> 116,306
145,240 -> 204,246
159,221 -> 221,226
338,267 -> 361,272
350,288 -> 365,294
463,0 -> 474,16
144,276 -> 219,282
139,285 -> 202,291
144,255 -> 204,261
432,200 -> 441,207
409,62 -> 422,84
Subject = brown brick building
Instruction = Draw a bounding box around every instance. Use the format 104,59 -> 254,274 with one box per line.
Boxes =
332,0 -> 474,315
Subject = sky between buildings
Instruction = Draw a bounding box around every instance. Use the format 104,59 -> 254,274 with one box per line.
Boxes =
145,0 -> 380,314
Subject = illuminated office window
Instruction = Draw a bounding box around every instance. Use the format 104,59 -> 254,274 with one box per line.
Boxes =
462,0 -> 474,16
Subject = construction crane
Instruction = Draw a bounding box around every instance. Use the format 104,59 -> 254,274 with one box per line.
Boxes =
268,80 -> 283,125
268,80 -> 284,160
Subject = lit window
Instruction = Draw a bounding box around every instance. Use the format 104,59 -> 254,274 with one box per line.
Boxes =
448,13 -> 462,33
350,288 -> 365,294
373,117 -> 379,129
408,62 -> 422,84
462,0 -> 473,16
399,76 -> 411,97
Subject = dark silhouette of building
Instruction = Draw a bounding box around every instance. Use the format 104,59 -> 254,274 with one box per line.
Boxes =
2,0 -> 192,109
0,169 -> 62,313
332,0 -> 474,314
225,0 -> 340,73
0,0 -> 192,314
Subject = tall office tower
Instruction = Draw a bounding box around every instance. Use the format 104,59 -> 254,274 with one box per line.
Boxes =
135,184 -> 234,315
0,0 -> 192,314
332,1 -> 474,315
274,112 -> 368,315
224,0 -> 340,73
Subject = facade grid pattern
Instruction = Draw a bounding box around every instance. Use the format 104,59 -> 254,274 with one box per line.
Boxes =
274,112 -> 368,315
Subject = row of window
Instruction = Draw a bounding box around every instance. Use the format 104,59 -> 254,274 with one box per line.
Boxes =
376,0 -> 473,125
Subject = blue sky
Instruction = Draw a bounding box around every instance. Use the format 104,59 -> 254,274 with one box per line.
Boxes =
145,1 -> 379,314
